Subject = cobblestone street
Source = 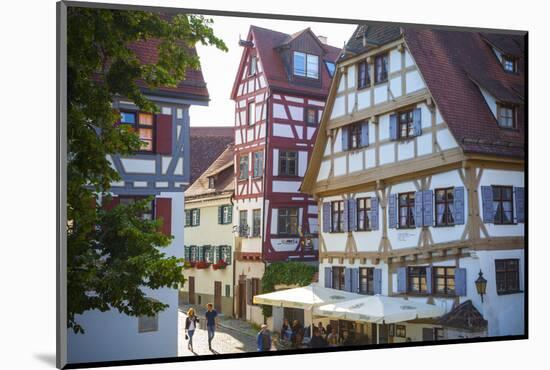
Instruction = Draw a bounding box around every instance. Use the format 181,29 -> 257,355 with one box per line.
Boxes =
178,305 -> 273,356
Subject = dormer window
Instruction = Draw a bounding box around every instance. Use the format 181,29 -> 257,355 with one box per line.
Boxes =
496,103 -> 517,129
249,56 -> 257,76
293,51 -> 319,79
502,55 -> 517,73
208,177 -> 215,189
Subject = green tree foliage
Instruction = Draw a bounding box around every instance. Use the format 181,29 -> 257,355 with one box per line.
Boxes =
66,8 -> 227,334
260,262 -> 317,317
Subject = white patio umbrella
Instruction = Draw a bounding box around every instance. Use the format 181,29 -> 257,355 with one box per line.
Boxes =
253,283 -> 361,310
313,295 -> 445,324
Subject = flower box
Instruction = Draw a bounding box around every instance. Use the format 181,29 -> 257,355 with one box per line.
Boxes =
195,261 -> 210,269
212,259 -> 228,270
183,260 -> 195,268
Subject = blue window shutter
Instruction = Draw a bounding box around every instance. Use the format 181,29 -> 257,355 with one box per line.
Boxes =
390,114 -> 398,141
426,267 -> 433,294
397,267 -> 407,293
413,108 -> 422,136
370,196 -> 379,230
344,268 -> 352,292
515,187 -> 525,223
348,199 -> 357,231
374,269 -> 382,295
341,127 -> 349,151
352,268 -> 360,293
323,202 -> 331,232
388,194 -> 397,229
423,190 -> 433,227
324,267 -> 332,289
454,187 -> 465,225
481,186 -> 494,223
361,121 -> 369,147
343,199 -> 349,232
455,268 -> 467,296
415,191 -> 424,227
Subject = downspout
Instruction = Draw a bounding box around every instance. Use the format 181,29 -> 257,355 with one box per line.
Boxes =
260,89 -> 271,324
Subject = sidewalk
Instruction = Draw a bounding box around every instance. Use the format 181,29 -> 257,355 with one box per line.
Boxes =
179,303 -> 258,338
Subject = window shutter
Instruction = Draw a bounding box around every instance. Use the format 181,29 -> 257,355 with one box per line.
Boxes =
454,187 -> 465,225
341,126 -> 349,151
184,246 -> 190,261
348,199 -> 357,231
423,190 -> 434,227
370,196 -> 379,230
352,268 -> 360,293
196,208 -> 201,225
426,267 -> 433,294
227,206 -> 233,223
415,191 -> 424,227
218,206 -> 223,224
412,108 -> 422,136
455,268 -> 467,296
515,187 -> 525,223
481,186 -> 494,223
155,198 -> 172,236
155,114 -> 173,155
388,194 -> 397,229
185,210 -> 191,226
389,114 -> 398,141
343,199 -> 349,232
397,267 -> 407,293
361,121 -> 369,147
102,195 -> 119,211
197,246 -> 204,261
323,202 -> 331,232
374,268 -> 382,295
344,268 -> 352,292
324,267 -> 332,289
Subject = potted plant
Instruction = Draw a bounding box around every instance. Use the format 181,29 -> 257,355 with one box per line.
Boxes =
212,259 -> 228,270
183,260 -> 195,268
195,260 -> 210,269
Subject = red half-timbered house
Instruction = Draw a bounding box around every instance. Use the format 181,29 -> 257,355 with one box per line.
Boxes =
230,25 -> 340,323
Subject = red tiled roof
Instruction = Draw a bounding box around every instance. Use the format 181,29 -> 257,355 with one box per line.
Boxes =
128,38 -> 209,99
404,28 -> 525,158
231,25 -> 341,99
189,126 -> 234,184
185,144 -> 235,198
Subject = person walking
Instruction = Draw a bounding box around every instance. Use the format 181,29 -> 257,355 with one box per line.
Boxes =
257,324 -> 272,352
205,303 -> 218,350
185,308 -> 199,351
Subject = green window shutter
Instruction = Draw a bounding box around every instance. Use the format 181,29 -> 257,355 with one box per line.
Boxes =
185,210 -> 191,226
218,206 -> 223,224
196,209 -> 200,225
227,206 -> 233,224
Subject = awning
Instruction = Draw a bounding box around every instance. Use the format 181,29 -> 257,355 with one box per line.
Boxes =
253,283 -> 361,310
313,295 -> 445,324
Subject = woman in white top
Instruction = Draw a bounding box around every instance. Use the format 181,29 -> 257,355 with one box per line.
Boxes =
185,308 -> 199,351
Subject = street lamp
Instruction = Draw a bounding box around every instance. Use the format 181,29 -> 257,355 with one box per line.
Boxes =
475,270 -> 487,302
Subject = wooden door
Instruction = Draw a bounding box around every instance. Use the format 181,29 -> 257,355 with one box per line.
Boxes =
238,280 -> 246,319
214,281 -> 222,312
189,276 -> 195,304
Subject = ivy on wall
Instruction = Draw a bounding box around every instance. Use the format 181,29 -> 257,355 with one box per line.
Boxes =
261,262 -> 317,317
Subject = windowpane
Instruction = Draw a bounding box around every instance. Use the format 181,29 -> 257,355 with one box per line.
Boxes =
435,188 -> 455,226
374,53 -> 388,83
306,109 -> 317,125
138,113 -> 153,126
495,258 -> 520,294
399,193 -> 415,228
253,209 -> 261,237
325,61 -> 336,77
492,186 -> 514,224
239,155 -> 249,180
293,52 -> 306,76
306,54 -> 319,78
248,102 -> 255,125
120,112 -> 136,124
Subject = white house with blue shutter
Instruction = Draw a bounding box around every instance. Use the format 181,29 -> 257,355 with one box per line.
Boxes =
301,25 -> 525,343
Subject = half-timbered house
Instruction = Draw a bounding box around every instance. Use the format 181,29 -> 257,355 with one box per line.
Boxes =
67,40 -> 209,363
230,26 -> 340,324
301,25 -> 525,342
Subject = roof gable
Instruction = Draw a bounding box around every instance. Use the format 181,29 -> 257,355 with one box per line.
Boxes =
185,144 -> 235,198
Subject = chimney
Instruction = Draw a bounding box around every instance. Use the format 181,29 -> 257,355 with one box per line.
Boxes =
317,35 -> 328,44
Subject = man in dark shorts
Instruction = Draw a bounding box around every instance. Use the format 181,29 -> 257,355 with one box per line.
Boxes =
205,303 -> 218,350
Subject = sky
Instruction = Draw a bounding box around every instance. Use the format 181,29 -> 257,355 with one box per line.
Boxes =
190,15 -> 358,127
